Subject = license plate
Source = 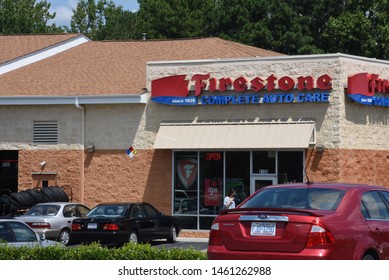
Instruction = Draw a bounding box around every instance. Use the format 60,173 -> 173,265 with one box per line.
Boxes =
250,222 -> 276,236
87,223 -> 97,229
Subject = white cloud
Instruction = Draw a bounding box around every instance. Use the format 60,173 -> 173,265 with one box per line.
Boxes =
50,6 -> 73,27
48,0 -> 78,27
48,0 -> 139,27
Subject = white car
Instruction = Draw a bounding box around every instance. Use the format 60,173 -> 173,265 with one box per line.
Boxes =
0,219 -> 63,247
15,202 -> 90,245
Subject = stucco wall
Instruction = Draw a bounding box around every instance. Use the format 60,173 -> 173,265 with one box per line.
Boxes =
0,105 -> 82,149
85,104 -> 144,149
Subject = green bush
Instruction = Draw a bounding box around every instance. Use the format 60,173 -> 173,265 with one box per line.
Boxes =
0,243 -> 207,260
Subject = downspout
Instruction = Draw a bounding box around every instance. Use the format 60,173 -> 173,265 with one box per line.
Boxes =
75,98 -> 85,203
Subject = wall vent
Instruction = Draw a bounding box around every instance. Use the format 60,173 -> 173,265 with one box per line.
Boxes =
33,121 -> 58,144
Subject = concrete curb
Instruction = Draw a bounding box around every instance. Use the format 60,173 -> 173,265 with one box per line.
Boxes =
176,237 -> 209,243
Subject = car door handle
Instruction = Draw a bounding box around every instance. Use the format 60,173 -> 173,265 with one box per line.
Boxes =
373,228 -> 382,235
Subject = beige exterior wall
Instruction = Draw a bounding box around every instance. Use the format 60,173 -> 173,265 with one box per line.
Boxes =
0,105 -> 82,149
85,104 -> 144,149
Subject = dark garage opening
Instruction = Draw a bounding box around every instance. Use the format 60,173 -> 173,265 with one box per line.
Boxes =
0,151 -> 18,194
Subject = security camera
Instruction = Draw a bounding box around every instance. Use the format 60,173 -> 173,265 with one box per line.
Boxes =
40,161 -> 47,166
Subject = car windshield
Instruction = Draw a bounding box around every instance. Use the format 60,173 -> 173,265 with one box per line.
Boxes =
25,205 -> 61,216
241,187 -> 346,211
87,205 -> 126,217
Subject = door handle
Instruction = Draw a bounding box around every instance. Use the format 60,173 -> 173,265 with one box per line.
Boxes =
373,228 -> 382,235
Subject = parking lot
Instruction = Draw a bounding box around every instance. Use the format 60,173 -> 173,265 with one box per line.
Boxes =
151,237 -> 208,252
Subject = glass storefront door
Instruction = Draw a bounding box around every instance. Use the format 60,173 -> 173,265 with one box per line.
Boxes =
250,176 -> 277,194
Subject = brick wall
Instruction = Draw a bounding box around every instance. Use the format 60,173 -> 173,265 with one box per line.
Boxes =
306,148 -> 389,188
83,149 -> 173,214
18,149 -> 82,201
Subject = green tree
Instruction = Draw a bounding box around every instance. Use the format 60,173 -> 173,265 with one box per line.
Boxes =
70,0 -> 139,40
99,9 -> 139,40
210,0 -> 321,55
70,0 -> 100,37
320,0 -> 379,58
322,11 -> 375,57
0,0 -> 60,34
137,0 -> 217,39
366,0 -> 389,59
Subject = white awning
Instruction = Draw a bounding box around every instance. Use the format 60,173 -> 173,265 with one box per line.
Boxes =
154,122 -> 315,149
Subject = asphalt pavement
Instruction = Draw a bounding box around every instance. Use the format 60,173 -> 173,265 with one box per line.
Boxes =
151,237 -> 209,252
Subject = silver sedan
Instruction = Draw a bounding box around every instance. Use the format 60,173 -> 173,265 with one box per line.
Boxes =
15,202 -> 90,245
0,219 -> 63,247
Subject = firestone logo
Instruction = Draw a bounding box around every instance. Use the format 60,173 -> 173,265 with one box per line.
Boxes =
151,74 -> 332,105
347,73 -> 389,107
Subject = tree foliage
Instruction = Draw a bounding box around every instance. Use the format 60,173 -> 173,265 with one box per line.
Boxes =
0,0 -> 60,34
4,0 -> 389,59
136,0 -> 217,39
70,0 -> 139,40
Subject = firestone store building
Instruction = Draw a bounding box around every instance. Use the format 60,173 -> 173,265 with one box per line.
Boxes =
1,35 -> 389,237
147,56 -> 389,233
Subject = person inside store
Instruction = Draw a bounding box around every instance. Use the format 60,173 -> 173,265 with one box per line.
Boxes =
223,189 -> 237,209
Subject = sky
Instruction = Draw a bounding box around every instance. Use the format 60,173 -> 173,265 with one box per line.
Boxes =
47,0 -> 140,27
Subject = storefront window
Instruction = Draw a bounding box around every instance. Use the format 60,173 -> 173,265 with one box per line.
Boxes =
278,151 -> 304,183
173,150 -> 304,230
252,151 -> 276,174
225,152 -> 250,205
173,152 -> 198,229
199,152 -> 223,216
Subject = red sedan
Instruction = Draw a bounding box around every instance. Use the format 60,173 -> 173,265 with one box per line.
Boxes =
207,183 -> 389,260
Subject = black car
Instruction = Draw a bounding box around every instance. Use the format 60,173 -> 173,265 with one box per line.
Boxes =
70,202 -> 181,246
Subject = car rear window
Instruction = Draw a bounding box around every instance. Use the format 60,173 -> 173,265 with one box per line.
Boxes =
88,205 -> 126,217
25,205 -> 61,216
240,187 -> 346,211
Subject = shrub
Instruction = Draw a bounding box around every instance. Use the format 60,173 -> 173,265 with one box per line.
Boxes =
0,243 -> 207,260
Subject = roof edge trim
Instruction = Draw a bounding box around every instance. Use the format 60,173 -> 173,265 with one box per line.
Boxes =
0,93 -> 147,105
0,34 -> 90,75
147,52 -> 389,66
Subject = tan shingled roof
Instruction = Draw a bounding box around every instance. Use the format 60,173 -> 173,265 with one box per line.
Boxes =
0,37 -> 283,96
0,34 -> 82,64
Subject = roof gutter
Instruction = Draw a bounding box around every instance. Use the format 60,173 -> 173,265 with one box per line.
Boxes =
0,93 -> 147,105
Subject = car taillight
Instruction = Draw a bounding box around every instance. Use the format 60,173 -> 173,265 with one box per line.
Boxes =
72,223 -> 82,231
306,224 -> 334,248
103,223 -> 119,231
209,223 -> 223,246
27,222 -> 51,229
